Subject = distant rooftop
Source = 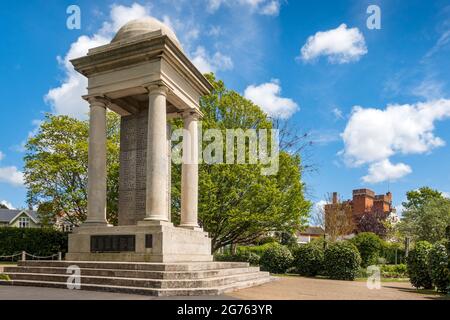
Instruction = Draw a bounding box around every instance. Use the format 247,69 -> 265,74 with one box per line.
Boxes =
0,209 -> 39,223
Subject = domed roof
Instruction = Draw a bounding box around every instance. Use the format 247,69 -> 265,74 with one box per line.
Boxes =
111,18 -> 182,50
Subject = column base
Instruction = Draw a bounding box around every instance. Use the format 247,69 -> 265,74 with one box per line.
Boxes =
137,220 -> 173,227
180,224 -> 203,231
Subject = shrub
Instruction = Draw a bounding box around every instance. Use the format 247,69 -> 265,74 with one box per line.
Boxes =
214,252 -> 260,266
237,242 -> 279,257
292,243 -> 324,277
324,242 -> 361,280
0,227 -> 68,258
428,241 -> 450,293
351,232 -> 382,267
407,241 -> 433,289
0,274 -> 10,281
259,245 -> 293,274
380,264 -> 408,278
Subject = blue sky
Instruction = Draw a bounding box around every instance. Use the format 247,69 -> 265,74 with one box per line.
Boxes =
1,0 -> 450,213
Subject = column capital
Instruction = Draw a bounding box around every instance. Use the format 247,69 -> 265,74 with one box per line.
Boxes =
87,96 -> 109,108
146,84 -> 169,97
181,109 -> 202,121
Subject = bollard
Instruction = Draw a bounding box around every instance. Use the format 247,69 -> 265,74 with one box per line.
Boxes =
58,252 -> 62,261
21,251 -> 26,261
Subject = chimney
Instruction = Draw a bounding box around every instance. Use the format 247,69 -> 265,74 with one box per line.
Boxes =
332,192 -> 338,204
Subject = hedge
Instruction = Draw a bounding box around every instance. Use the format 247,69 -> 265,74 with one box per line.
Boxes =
259,245 -> 293,274
237,242 -> 280,257
324,242 -> 361,280
0,227 -> 68,258
380,264 -> 408,278
292,243 -> 324,277
214,251 -> 260,266
407,241 -> 433,289
428,241 -> 450,293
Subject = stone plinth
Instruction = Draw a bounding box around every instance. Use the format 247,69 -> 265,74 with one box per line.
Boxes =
66,224 -> 212,263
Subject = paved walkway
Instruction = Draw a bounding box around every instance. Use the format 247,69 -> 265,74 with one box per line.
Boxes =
228,276 -> 448,300
0,276 -> 447,300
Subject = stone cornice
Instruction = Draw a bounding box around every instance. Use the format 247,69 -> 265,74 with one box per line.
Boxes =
71,34 -> 213,96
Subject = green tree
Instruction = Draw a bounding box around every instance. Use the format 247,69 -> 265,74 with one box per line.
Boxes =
399,196 -> 450,243
0,203 -> 8,209
402,187 -> 444,211
24,113 -> 120,226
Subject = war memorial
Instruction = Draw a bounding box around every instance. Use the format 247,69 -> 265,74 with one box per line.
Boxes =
0,18 -> 271,296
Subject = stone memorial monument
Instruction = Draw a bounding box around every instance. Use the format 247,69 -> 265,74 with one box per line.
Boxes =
65,17 -> 213,263
0,18 -> 271,295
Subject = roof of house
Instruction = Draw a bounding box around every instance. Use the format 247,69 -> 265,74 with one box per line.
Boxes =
298,226 -> 325,236
0,209 -> 39,224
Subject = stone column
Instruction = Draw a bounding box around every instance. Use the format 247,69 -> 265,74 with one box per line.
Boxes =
145,85 -> 169,222
85,98 -> 108,226
180,111 -> 200,229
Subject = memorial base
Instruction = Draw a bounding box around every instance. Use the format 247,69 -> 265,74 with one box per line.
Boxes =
66,222 -> 213,263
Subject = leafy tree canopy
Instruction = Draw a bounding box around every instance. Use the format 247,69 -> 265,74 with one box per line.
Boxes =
399,187 -> 450,243
24,113 -> 120,226
402,187 -> 444,211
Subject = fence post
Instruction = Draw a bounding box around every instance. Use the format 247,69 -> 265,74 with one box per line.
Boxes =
58,252 -> 62,261
21,251 -> 26,261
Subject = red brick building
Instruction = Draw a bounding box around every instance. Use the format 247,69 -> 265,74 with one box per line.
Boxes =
325,189 -> 394,235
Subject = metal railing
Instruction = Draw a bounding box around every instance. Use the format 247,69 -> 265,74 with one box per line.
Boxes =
0,251 -> 62,262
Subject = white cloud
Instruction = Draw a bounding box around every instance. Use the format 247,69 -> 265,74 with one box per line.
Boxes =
0,200 -> 15,210
244,79 -> 299,119
191,46 -> 233,73
362,160 -> 412,184
0,166 -> 24,187
341,99 -> 450,183
45,3 -> 150,120
0,151 -> 24,187
300,24 -> 367,64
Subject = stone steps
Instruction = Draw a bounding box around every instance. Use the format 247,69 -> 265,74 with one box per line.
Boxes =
5,271 -> 268,289
0,261 -> 272,296
0,275 -> 272,297
15,261 -> 249,271
5,266 -> 261,280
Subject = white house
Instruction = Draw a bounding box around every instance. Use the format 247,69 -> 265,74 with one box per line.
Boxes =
0,209 -> 41,228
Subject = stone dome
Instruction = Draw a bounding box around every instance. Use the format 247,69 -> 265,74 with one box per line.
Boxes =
111,18 -> 182,50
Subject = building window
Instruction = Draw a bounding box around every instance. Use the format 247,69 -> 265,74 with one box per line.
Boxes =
62,224 -> 73,232
18,217 -> 30,228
